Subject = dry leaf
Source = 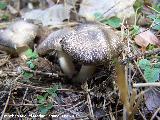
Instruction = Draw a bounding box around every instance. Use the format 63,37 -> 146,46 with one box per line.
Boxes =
22,4 -> 72,26
79,0 -> 136,20
134,30 -> 160,48
144,87 -> 160,111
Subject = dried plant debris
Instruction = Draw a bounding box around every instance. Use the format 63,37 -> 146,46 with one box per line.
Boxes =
22,4 -> 73,26
1,0 -> 160,120
134,29 -> 160,48
79,0 -> 136,21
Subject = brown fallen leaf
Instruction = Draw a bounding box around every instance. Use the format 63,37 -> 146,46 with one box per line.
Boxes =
134,29 -> 160,48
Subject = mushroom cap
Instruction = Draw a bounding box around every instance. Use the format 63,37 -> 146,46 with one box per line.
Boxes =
0,21 -> 38,50
37,27 -> 74,55
61,23 -> 123,63
37,23 -> 123,63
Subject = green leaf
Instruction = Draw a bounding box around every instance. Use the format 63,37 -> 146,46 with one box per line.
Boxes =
46,86 -> 58,97
153,62 -> 160,68
152,18 -> 160,30
147,15 -> 160,30
139,59 -> 160,82
144,67 -> 160,83
37,93 -> 48,104
130,25 -> 140,37
37,95 -> 46,104
25,49 -> 38,59
1,14 -> 9,21
22,71 -> 33,79
26,60 -> 36,69
0,2 -> 7,10
102,17 -> 121,28
138,59 -> 151,69
147,15 -> 157,20
133,0 -> 144,12
146,44 -> 157,51
94,12 -> 104,20
38,103 -> 53,115
38,104 -> 48,115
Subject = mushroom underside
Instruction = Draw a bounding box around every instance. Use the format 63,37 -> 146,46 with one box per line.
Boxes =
73,64 -> 96,83
57,49 -> 75,78
57,49 -> 96,83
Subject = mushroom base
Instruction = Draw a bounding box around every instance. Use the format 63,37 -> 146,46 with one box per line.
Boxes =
73,65 -> 96,83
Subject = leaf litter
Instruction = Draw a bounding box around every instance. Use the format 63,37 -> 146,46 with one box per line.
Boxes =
0,0 -> 160,120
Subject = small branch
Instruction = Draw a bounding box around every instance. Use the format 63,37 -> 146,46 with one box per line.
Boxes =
139,110 -> 147,120
22,67 -> 59,77
57,100 -> 85,118
21,87 -> 28,105
0,75 -> 21,120
150,107 -> 160,120
8,104 -> 71,107
133,82 -> 160,88
16,82 -> 85,93
84,82 -> 95,120
0,87 -> 12,120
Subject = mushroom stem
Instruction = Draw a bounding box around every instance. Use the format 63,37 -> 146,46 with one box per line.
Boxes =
16,46 -> 30,60
73,65 -> 96,83
57,50 -> 76,78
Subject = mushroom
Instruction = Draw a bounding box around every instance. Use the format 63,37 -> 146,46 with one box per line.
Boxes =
0,20 -> 38,59
37,23 -> 123,83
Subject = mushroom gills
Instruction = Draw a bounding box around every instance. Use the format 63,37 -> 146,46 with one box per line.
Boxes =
73,65 -> 96,83
57,50 -> 76,78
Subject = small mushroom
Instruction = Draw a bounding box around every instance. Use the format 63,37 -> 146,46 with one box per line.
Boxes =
37,23 -> 123,83
0,20 -> 38,59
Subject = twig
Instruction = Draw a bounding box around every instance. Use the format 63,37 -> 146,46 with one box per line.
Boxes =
16,82 -> 85,93
12,99 -> 21,117
49,22 -> 79,29
133,82 -> 160,87
109,111 -> 116,120
139,110 -> 147,120
20,87 -> 29,112
22,67 -> 59,77
0,86 -> 12,120
85,82 -> 95,120
0,75 -> 21,120
8,104 -> 71,107
147,5 -> 160,14
128,93 -> 143,120
150,107 -> 160,120
57,100 -> 85,118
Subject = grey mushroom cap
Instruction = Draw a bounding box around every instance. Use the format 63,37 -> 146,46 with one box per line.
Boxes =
37,27 -> 75,55
37,23 -> 124,82
61,23 -> 123,64
37,23 -> 123,63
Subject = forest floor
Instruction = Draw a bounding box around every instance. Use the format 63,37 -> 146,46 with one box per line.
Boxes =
0,0 -> 160,120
